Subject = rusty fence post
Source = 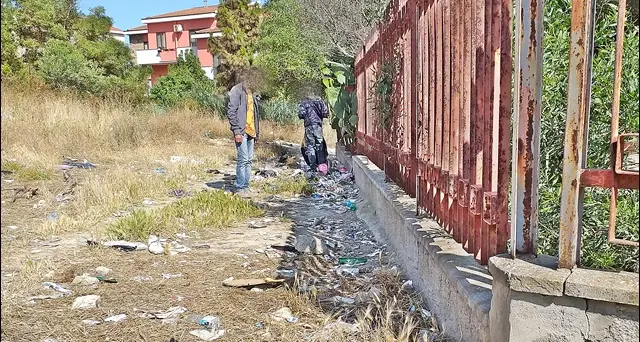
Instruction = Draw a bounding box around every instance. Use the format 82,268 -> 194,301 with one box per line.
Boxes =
510,0 -> 543,258
558,0 -> 597,269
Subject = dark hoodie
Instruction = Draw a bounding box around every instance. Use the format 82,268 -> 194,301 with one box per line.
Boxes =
298,97 -> 329,127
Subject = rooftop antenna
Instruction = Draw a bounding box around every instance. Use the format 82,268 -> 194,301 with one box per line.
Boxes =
203,0 -> 207,4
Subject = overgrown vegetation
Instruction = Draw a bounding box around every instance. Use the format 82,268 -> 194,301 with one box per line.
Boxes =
107,191 -> 263,241
260,176 -> 315,195
207,0 -> 262,88
1,1 -> 150,102
370,59 -> 397,129
539,0 -> 639,271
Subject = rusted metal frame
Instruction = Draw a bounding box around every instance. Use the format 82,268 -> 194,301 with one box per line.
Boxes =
558,0 -> 597,269
422,0 -> 431,215
496,0 -> 512,254
433,1 -> 444,223
606,0 -> 639,247
426,2 -> 436,216
449,0 -> 461,242
459,0 -> 472,251
441,0 -> 452,234
510,0 -> 542,257
469,0 -> 485,261
477,0 -> 494,265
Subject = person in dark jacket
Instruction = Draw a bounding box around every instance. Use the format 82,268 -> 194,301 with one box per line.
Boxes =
298,88 -> 329,172
226,68 -> 261,195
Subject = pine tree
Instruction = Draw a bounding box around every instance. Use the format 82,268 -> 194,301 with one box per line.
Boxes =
207,0 -> 261,88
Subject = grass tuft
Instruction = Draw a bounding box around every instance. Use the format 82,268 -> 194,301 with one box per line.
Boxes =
1,160 -> 50,180
261,176 -> 314,195
106,190 -> 263,241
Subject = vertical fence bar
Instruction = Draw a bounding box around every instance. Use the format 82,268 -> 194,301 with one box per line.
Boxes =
411,0 -> 418,202
496,0 -> 512,254
558,0 -> 596,269
510,0 -> 543,258
451,0 -> 461,242
442,0 -> 452,232
428,2 -> 436,215
461,0 -> 472,249
471,0 -> 485,261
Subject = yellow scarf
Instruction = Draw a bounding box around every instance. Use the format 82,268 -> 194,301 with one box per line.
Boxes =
245,91 -> 256,137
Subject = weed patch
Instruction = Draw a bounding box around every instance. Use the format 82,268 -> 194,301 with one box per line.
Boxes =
106,190 -> 262,241
1,160 -> 50,180
261,176 -> 314,195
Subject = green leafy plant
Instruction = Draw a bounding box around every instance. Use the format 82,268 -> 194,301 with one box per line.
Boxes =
322,60 -> 358,145
370,59 -> 397,129
207,0 -> 262,88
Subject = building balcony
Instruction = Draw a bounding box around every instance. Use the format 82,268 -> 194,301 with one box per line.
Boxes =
135,47 -> 198,65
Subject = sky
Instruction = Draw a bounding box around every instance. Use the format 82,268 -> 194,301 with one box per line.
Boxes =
78,0 -> 221,31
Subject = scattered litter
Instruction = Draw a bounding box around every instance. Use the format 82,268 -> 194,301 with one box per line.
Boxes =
148,235 -> 164,254
331,296 -> 356,304
95,266 -> 112,276
27,293 -> 65,302
46,212 -> 58,221
255,169 -> 278,178
170,156 -> 183,163
344,200 -> 357,211
154,167 -> 167,174
401,280 -> 414,290
294,235 -> 326,255
142,199 -> 156,205
271,307 -> 298,323
421,309 -> 432,319
205,168 -> 222,174
222,277 -> 284,288
82,319 -> 102,326
176,233 -> 190,239
255,322 -> 264,328
8,225 -> 18,230
136,306 -> 187,323
248,221 -> 267,229
273,269 -> 295,279
189,329 -> 225,341
336,267 -> 360,277
250,288 -> 264,292
187,314 -> 221,330
91,240 -> 148,252
61,158 -> 97,169
71,295 -> 100,309
338,257 -> 367,266
72,274 -> 100,286
168,189 -> 191,197
192,244 -> 211,250
95,276 -> 117,283
131,275 -> 153,282
104,314 -> 127,323
162,273 -> 183,279
42,282 -> 72,295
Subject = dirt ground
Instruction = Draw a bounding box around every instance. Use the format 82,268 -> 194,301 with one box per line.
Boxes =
1,146 -> 440,342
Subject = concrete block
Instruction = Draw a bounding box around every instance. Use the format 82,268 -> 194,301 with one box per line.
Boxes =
489,254 -> 570,297
565,268 -> 639,306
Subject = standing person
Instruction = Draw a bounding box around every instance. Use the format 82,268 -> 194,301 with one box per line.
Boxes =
226,68 -> 261,196
298,87 -> 329,173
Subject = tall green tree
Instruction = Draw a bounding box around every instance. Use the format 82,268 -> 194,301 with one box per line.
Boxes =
207,0 -> 261,88
255,0 -> 325,97
1,0 -> 21,77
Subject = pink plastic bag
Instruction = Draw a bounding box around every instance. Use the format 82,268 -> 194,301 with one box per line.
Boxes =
318,163 -> 328,175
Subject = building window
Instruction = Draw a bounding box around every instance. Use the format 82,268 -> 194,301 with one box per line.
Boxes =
156,32 -> 166,50
143,42 -> 149,50
189,31 -> 198,48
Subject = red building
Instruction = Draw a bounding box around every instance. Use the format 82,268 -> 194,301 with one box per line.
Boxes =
124,6 -> 221,85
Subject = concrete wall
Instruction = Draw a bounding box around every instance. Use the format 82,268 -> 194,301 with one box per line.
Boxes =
338,144 -> 640,342
345,153 -> 492,342
490,255 -> 639,342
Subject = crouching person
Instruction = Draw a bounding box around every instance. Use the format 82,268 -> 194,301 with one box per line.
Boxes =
298,88 -> 329,173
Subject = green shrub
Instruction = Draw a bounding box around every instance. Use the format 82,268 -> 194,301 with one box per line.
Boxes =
150,52 -> 222,115
259,97 -> 299,124
36,40 -> 104,94
539,0 -> 639,272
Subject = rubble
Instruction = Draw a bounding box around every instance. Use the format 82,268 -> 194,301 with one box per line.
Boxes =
72,295 -> 100,309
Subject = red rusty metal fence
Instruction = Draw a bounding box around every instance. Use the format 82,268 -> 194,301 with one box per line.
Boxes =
353,0 -> 638,268
353,0 -> 512,265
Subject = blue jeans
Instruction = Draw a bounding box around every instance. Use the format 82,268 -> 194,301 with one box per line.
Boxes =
235,134 -> 254,189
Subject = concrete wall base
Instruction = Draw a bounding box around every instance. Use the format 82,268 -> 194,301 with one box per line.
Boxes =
342,152 -> 492,342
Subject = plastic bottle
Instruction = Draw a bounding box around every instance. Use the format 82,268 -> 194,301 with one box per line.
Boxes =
187,314 -> 220,330
345,200 -> 357,211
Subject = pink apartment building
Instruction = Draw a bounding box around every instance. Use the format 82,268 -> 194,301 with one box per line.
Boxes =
124,6 -> 221,85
